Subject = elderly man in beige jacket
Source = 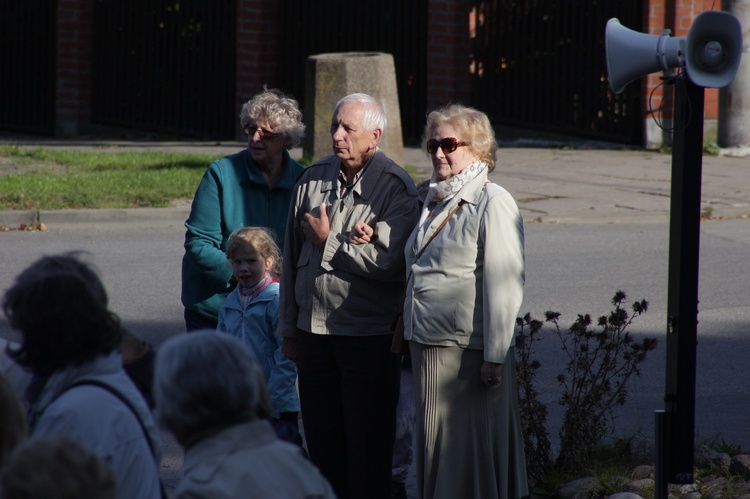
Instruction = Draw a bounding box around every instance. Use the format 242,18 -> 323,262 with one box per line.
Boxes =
280,93 -> 419,499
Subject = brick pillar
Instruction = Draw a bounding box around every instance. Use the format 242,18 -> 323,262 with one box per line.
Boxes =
236,0 -> 281,137
643,0 -> 720,148
56,0 -> 93,137
425,0 -> 473,112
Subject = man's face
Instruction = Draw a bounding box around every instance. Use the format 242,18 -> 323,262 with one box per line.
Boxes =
330,102 -> 378,170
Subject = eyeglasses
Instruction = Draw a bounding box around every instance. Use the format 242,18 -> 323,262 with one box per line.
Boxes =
426,137 -> 469,155
244,124 -> 281,140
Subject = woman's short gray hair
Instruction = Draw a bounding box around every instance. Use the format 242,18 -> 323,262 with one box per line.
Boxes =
239,88 -> 305,148
154,331 -> 262,440
334,93 -> 387,133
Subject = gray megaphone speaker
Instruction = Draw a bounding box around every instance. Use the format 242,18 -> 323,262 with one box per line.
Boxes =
685,11 -> 742,88
605,11 -> 742,94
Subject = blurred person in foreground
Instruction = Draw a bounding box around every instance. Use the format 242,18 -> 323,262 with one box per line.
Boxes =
0,372 -> 26,469
182,88 -> 305,331
0,438 -> 116,499
154,330 -> 335,499
2,254 -> 162,499
0,338 -> 31,403
0,252 -> 155,407
403,104 -> 528,498
280,93 -> 420,499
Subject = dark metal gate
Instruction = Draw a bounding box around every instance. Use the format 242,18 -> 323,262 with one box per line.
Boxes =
472,1 -> 643,144
279,0 -> 428,144
92,0 -> 236,138
0,0 -> 57,135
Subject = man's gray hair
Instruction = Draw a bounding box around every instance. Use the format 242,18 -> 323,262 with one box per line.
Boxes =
334,93 -> 387,133
154,331 -> 262,440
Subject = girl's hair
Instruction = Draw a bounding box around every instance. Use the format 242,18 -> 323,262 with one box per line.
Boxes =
239,88 -> 305,148
226,227 -> 282,278
421,104 -> 498,171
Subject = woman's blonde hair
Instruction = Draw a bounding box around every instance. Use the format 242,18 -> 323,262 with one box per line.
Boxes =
421,104 -> 498,171
226,226 -> 282,279
239,88 -> 305,148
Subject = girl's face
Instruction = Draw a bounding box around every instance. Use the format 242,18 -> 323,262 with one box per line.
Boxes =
230,243 -> 273,289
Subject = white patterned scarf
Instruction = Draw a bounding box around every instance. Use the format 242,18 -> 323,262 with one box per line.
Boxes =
414,160 -> 487,250
426,159 -> 486,205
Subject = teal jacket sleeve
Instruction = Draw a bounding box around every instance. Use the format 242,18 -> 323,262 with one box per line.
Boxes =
184,161 -> 234,286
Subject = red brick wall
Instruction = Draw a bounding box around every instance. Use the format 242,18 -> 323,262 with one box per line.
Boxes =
52,1 -> 720,140
425,0 -> 473,111
644,0 -> 720,121
236,0 -> 281,127
56,0 -> 93,136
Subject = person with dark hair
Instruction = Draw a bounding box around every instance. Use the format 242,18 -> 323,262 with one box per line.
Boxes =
154,331 -> 335,499
0,438 -> 117,499
2,255 -> 162,499
6,251 -> 156,407
182,88 -> 306,331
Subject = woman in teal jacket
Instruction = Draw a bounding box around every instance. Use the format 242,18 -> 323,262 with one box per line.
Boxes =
182,89 -> 305,330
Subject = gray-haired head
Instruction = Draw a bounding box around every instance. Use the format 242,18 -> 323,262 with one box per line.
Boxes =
154,331 -> 264,445
333,93 -> 387,133
239,88 -> 305,148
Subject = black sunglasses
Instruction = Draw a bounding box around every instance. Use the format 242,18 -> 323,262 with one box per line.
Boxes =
426,137 -> 469,154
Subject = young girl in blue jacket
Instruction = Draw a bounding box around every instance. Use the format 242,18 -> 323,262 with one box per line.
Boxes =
217,226 -> 302,446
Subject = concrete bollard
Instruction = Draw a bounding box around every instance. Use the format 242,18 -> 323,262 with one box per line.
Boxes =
303,52 -> 404,166
719,1 -> 750,148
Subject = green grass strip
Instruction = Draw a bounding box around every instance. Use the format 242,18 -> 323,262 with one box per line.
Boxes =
0,145 -> 424,210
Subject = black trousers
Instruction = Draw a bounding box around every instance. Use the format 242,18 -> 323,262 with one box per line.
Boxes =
296,330 -> 400,499
183,308 -> 217,332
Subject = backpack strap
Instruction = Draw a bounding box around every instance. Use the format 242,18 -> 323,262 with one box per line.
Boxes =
414,200 -> 465,261
61,379 -> 167,499
64,379 -> 157,458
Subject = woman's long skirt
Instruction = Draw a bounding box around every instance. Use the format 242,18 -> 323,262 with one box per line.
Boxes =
410,342 -> 529,499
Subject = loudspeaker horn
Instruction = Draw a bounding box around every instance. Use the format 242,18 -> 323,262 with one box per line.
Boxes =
605,19 -> 684,94
605,11 -> 743,94
685,11 -> 742,89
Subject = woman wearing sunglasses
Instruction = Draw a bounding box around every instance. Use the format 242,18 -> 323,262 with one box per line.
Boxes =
403,105 -> 528,498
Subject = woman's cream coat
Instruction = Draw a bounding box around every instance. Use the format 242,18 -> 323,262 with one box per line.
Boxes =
403,169 -> 525,364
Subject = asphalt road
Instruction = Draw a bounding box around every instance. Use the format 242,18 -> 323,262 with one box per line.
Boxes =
1,215 -> 749,490
1,140 -> 749,491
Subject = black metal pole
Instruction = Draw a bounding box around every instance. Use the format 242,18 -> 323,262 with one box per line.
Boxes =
655,410 -> 667,498
663,75 -> 704,484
